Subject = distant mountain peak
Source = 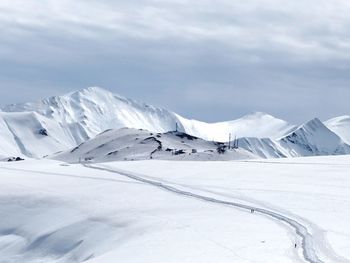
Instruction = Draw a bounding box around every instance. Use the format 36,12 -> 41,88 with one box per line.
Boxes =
325,115 -> 350,144
299,118 -> 324,130
326,115 -> 350,125
1,87 -> 349,159
280,117 -> 350,156
304,117 -> 322,124
286,117 -> 333,139
241,111 -> 275,119
80,86 -> 106,93
70,86 -> 109,94
64,86 -> 125,101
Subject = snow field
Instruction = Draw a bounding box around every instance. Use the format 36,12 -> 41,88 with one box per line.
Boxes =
1,156 -> 349,262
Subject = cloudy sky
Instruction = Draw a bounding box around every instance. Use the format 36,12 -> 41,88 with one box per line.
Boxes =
0,0 -> 349,123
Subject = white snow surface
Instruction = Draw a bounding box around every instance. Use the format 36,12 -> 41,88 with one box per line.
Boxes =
1,156 -> 350,263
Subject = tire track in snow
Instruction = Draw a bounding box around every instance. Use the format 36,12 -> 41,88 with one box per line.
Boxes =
85,164 -> 330,263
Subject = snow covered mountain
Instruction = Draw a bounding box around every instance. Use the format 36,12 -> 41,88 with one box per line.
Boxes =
53,128 -> 255,162
0,111 -> 76,158
236,137 -> 287,158
0,87 -> 349,160
176,111 -> 295,141
325,115 -> 350,145
53,119 -> 350,162
1,87 -> 181,142
0,87 -> 295,158
279,118 -> 350,156
0,87 -> 182,158
1,87 -> 295,142
226,118 -> 350,159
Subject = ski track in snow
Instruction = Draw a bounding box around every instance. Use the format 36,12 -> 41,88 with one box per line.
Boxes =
85,163 -> 350,263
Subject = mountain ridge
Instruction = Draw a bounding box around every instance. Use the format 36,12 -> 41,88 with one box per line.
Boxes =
0,87 -> 349,160
279,118 -> 350,156
325,115 -> 350,145
0,87 -> 295,142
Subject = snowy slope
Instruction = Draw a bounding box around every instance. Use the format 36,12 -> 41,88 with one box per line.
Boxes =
0,114 -> 22,158
176,111 -> 295,141
236,137 -> 288,158
0,87 -> 296,158
110,156 -> 350,262
1,87 -> 182,142
0,112 -> 77,158
235,118 -> 350,159
53,128 -> 255,162
279,118 -> 350,156
1,156 -> 350,262
56,121 -> 350,162
2,87 -> 295,142
1,87 -> 349,160
0,159 -> 300,263
0,87 -> 182,158
325,115 -> 350,145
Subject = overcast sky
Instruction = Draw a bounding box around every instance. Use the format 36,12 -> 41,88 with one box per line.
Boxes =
0,0 -> 349,123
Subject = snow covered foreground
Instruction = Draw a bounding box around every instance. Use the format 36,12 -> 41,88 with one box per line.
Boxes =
1,156 -> 350,263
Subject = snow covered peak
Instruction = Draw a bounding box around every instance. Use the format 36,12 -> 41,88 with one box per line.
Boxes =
299,118 -> 324,131
2,86 -> 180,137
240,111 -> 276,120
75,86 -> 109,94
280,117 -> 350,156
1,87 -> 347,159
0,87 -> 183,158
227,112 -> 295,139
2,87 -> 126,113
325,115 -> 350,144
175,111 -> 295,142
327,115 -> 350,124
66,86 -> 125,101
0,87 -> 296,143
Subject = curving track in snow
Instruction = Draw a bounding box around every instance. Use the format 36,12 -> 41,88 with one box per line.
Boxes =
85,163 -> 331,263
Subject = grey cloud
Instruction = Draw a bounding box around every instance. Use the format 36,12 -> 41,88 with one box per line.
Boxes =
0,0 -> 349,123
